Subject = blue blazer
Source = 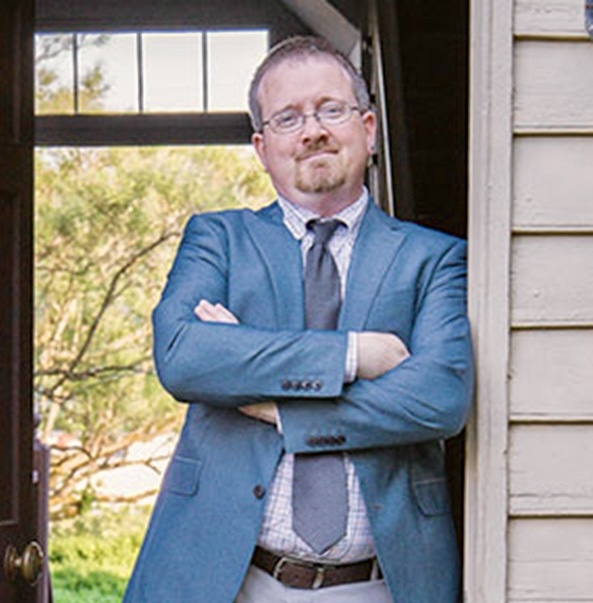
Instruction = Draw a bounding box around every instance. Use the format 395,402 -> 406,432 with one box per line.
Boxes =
124,200 -> 474,603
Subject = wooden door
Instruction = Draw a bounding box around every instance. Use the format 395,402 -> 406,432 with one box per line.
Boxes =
0,0 -> 43,601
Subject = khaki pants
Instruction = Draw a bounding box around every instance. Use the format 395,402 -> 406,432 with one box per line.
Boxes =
235,565 -> 393,603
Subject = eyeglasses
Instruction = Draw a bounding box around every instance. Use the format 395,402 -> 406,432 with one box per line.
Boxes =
261,100 -> 362,135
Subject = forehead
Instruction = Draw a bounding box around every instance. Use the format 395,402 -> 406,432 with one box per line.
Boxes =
258,56 -> 354,113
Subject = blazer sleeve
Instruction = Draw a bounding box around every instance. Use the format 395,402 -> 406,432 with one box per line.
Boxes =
279,238 -> 474,453
153,213 -> 349,406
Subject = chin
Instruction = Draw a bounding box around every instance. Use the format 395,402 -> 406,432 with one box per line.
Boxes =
296,170 -> 347,194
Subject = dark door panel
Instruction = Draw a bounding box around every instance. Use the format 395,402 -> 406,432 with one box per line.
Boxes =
0,0 -> 42,601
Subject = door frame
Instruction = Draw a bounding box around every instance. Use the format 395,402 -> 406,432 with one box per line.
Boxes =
465,0 -> 513,601
0,0 -> 40,602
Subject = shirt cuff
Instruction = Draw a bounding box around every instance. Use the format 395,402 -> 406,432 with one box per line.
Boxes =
344,331 -> 358,383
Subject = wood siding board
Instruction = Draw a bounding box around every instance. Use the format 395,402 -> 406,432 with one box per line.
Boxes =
515,125 -> 593,135
510,425 -> 593,515
510,329 -> 593,419
514,40 -> 593,129
506,4 -> 593,602
509,517 -> 593,600
511,234 -> 593,325
513,137 -> 593,228
515,0 -> 587,36
513,226 -> 593,235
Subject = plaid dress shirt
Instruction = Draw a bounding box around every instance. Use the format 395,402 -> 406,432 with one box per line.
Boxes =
257,189 -> 376,563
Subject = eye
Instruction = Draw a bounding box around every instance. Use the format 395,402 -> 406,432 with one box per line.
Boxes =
272,110 -> 301,131
318,101 -> 347,121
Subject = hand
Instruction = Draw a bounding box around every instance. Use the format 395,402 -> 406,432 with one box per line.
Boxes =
194,299 -> 239,324
356,332 -> 410,380
239,402 -> 278,425
194,301 -> 276,424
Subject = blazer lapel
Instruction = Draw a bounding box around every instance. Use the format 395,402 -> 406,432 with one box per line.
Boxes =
242,200 -> 406,332
339,202 -> 407,331
243,203 -> 305,330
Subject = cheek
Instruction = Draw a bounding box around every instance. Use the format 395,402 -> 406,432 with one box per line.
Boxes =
341,135 -> 370,165
268,142 -> 297,170
262,149 -> 296,187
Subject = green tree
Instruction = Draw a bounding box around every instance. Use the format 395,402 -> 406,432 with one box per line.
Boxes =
35,145 -> 273,518
35,33 -> 110,114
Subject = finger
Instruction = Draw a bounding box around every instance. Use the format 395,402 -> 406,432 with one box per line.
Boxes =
194,299 -> 217,321
239,403 -> 277,425
214,303 -> 239,324
391,334 -> 411,360
195,300 -> 238,324
238,405 -> 259,419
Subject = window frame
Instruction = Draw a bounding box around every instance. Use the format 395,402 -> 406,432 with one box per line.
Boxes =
34,0 -> 311,146
34,29 -> 265,147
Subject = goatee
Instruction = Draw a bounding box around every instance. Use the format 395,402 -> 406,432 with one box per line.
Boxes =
295,146 -> 345,194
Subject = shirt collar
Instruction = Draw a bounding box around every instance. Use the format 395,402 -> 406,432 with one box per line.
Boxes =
278,188 -> 369,241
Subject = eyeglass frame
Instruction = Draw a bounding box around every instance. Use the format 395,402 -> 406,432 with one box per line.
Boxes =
260,100 -> 364,135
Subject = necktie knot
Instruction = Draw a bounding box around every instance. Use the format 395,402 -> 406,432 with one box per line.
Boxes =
307,219 -> 342,247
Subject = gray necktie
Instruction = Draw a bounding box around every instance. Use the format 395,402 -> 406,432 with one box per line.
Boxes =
292,219 -> 348,554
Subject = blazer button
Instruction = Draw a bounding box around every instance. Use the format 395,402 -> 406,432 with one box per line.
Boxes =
253,484 -> 266,499
311,380 -> 323,391
281,380 -> 292,391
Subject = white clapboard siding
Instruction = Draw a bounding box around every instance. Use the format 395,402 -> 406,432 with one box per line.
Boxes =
514,40 -> 593,130
509,424 -> 593,515
509,517 -> 593,601
515,0 -> 587,36
511,235 -> 593,325
513,137 -> 593,228
510,329 -> 593,419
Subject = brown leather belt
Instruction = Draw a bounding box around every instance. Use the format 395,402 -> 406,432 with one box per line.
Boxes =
252,546 -> 381,590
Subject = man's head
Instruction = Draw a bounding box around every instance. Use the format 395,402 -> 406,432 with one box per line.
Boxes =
248,36 -> 371,133
249,36 -> 376,216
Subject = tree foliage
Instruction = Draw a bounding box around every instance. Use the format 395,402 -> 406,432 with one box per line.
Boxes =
35,33 -> 111,114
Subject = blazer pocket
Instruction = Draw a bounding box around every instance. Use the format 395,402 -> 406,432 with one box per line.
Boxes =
412,478 -> 451,516
163,456 -> 203,496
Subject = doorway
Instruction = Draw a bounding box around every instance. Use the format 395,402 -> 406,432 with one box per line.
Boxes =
3,1 -> 471,600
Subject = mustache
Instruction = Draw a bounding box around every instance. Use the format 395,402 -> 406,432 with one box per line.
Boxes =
296,141 -> 339,161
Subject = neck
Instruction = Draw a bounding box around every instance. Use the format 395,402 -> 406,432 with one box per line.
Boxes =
279,186 -> 364,217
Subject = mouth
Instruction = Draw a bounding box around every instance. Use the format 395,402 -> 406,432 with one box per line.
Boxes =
297,148 -> 338,162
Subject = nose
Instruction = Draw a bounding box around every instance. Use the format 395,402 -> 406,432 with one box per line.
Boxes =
300,112 -> 328,141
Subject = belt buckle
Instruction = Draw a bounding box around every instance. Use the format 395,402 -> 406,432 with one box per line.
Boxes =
311,565 -> 326,589
271,555 -> 327,589
271,556 -> 289,581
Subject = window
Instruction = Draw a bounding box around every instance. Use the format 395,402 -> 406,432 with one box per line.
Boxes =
35,29 -> 269,145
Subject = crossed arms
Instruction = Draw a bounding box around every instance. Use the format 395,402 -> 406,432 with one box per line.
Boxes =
152,213 -> 474,453
194,299 -> 410,425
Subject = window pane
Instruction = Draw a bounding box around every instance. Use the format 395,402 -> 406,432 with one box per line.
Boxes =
35,33 -> 75,115
78,34 -> 138,114
142,33 -> 203,112
207,30 -> 268,112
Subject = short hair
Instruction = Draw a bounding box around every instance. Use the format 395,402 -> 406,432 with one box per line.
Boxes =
248,35 -> 372,133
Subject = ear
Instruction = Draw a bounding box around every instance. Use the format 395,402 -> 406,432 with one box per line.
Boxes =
362,110 -> 377,155
252,132 -> 269,172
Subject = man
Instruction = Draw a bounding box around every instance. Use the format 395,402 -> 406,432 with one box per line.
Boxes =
124,36 -> 473,603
